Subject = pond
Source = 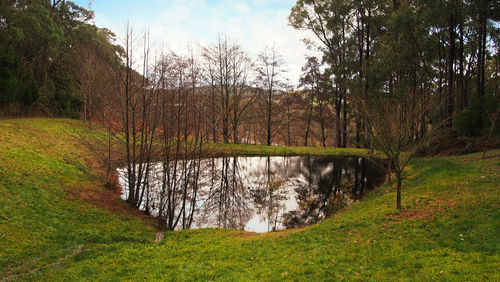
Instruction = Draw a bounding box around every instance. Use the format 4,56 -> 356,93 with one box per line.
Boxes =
118,156 -> 385,233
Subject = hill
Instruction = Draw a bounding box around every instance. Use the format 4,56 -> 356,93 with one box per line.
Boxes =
0,118 -> 498,280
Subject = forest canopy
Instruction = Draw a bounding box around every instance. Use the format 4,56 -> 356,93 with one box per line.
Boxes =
0,0 -> 121,117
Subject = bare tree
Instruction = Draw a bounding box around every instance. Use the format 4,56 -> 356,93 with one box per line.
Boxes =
202,35 -> 254,144
358,91 -> 442,209
255,45 -> 287,146
152,49 -> 208,230
117,25 -> 159,208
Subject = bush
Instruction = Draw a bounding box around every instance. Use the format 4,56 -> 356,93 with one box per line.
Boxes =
0,67 -> 19,105
21,81 -> 40,106
453,91 -> 499,138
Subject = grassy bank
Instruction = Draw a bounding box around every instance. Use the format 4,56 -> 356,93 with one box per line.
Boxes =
204,142 -> 371,158
1,118 -> 498,280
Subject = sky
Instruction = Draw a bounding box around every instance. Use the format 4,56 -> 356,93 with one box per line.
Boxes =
72,0 -> 319,86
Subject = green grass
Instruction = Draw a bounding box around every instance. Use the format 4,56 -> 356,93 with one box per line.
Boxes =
0,118 -> 155,280
1,118 -> 498,280
204,142 -> 371,158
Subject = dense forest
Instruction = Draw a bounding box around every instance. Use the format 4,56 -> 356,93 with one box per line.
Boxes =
0,0 -> 122,118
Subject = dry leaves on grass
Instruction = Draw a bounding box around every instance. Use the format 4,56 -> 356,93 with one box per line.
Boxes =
385,199 -> 455,222
66,174 -> 153,224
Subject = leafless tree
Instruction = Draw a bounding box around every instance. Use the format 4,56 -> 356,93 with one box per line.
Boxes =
151,49 -> 208,230
116,25 -> 159,209
202,35 -> 255,144
358,91 -> 443,209
255,45 -> 287,146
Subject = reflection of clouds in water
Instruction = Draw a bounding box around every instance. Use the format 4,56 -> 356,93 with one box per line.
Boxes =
245,214 -> 270,233
118,156 -> 385,233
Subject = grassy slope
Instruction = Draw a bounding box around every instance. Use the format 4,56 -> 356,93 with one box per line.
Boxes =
0,119 -> 155,280
0,118 -> 498,280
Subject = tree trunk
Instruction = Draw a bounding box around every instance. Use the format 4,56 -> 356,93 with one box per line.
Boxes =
438,33 -> 445,123
477,17 -> 487,98
336,87 -> 342,147
211,83 -> 217,142
459,22 -> 465,110
304,95 -> 313,146
319,102 -> 326,147
342,95 -> 347,148
287,103 -> 291,146
447,14 -> 455,127
267,90 -> 272,146
397,175 -> 402,210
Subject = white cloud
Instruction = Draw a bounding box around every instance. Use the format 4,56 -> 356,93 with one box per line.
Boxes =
89,0 -> 320,86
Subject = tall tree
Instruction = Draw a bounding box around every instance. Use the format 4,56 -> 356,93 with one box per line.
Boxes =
202,35 -> 253,144
255,45 -> 287,146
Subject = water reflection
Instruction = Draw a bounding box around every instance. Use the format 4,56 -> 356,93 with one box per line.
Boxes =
118,156 -> 384,233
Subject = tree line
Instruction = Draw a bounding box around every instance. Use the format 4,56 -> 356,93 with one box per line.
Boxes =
1,1 -> 338,146
3,1 -> 498,146
290,0 -> 499,145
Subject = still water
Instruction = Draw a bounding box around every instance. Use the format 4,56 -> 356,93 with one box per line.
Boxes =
118,156 -> 385,233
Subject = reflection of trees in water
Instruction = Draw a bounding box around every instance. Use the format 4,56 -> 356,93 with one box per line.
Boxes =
195,156 -> 293,232
120,157 -> 203,231
197,157 -> 252,229
120,156 -> 384,232
282,157 -> 382,229
161,157 -> 202,230
251,157 -> 289,232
